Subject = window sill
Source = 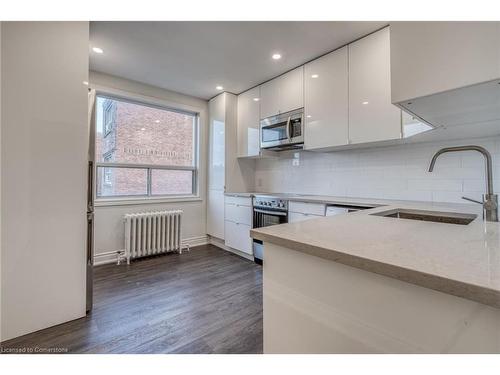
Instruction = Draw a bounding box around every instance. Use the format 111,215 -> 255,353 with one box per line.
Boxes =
94,195 -> 203,208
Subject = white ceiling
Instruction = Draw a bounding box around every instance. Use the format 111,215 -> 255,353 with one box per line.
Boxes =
89,21 -> 387,100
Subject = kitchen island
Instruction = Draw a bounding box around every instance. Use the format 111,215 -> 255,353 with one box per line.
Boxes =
250,198 -> 500,353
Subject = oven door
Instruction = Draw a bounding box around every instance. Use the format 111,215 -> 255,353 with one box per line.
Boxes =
252,208 -> 288,264
253,208 -> 288,228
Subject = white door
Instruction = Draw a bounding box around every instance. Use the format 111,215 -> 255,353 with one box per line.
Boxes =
260,79 -> 281,119
237,87 -> 261,157
304,47 -> 349,150
207,95 -> 226,239
279,66 -> 304,114
224,220 -> 253,255
348,27 -> 401,144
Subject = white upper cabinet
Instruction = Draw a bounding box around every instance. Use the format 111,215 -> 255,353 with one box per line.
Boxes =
348,27 -> 401,144
390,21 -> 500,103
390,22 -> 500,132
237,87 -> 261,157
260,78 -> 280,119
260,66 -> 304,119
280,66 -> 304,115
304,46 -> 349,150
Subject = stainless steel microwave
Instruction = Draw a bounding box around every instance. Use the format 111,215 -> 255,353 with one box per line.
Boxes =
260,108 -> 304,150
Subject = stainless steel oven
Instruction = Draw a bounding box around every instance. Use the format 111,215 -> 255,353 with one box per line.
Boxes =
260,108 -> 304,150
252,195 -> 288,264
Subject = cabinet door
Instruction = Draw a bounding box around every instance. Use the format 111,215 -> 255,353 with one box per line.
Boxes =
208,96 -> 225,189
279,66 -> 304,114
348,27 -> 401,144
390,22 -> 500,103
237,87 -> 261,157
225,220 -> 253,255
225,203 -> 252,226
289,212 -> 323,223
260,79 -> 281,119
304,47 -> 348,150
207,189 -> 225,239
289,201 -> 326,216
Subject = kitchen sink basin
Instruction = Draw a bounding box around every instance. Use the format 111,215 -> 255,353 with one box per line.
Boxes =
371,208 -> 477,225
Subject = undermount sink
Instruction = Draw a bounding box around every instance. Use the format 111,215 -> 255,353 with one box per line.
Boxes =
371,208 -> 477,225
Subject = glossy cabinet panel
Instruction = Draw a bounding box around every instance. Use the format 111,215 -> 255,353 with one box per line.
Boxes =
225,202 -> 252,226
289,201 -> 326,216
260,78 -> 281,119
304,47 -> 349,150
207,95 -> 226,239
289,212 -> 323,223
348,27 -> 401,144
224,220 -> 253,255
390,21 -> 500,103
260,66 -> 304,119
237,87 -> 261,157
280,66 -> 304,115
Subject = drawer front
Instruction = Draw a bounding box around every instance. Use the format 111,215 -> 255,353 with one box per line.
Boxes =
289,201 -> 326,216
326,206 -> 349,216
224,220 -> 253,255
225,203 -> 252,226
289,212 -> 323,223
225,195 -> 252,207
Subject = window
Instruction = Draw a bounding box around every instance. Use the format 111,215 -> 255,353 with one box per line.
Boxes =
95,95 -> 198,199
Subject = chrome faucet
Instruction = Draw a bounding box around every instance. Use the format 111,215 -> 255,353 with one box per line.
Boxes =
428,145 -> 498,222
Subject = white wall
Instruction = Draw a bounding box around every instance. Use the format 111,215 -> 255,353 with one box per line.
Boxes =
1,22 -> 89,341
255,136 -> 500,204
89,72 -> 209,264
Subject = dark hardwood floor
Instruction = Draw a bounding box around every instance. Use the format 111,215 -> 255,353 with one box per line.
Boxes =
1,245 -> 263,354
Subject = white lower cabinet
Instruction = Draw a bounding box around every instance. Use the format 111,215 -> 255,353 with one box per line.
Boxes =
224,220 -> 253,255
289,212 -> 323,223
224,196 -> 253,256
288,201 -> 326,223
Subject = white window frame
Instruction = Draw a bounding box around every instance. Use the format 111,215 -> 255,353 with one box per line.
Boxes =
94,92 -> 200,204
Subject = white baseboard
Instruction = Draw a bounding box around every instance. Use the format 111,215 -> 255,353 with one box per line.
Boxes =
94,250 -> 123,266
208,236 -> 254,261
93,235 -> 209,266
182,235 -> 209,248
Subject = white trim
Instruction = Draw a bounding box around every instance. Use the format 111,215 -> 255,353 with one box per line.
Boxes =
182,235 -> 209,248
94,196 -> 202,207
90,83 -> 205,117
93,235 -> 209,266
208,235 -> 254,261
94,250 -> 123,266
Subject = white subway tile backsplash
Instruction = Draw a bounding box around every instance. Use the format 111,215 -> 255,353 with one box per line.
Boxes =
254,136 -> 500,204
463,179 -> 486,192
408,179 -> 463,192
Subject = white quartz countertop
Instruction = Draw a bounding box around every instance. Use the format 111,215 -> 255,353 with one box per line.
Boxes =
248,194 -> 500,308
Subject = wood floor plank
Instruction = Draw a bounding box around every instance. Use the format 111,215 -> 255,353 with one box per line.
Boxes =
0,245 -> 263,354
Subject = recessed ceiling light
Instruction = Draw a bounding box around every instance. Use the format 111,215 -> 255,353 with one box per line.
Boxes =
306,115 -> 312,118
155,120 -> 160,123
362,101 -> 369,105
311,74 -> 319,78
272,53 -> 282,60
216,85 -> 224,91
82,81 -> 89,86
253,98 -> 260,102
141,128 -> 146,131
92,47 -> 104,54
